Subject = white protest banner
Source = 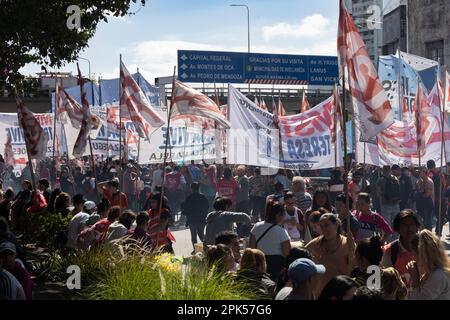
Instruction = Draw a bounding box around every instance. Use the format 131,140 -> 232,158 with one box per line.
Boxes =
138,107 -> 218,164
278,96 -> 343,170
354,122 -> 380,166
0,113 -> 54,173
227,85 -> 280,168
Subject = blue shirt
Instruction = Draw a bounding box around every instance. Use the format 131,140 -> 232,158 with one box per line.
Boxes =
189,165 -> 201,182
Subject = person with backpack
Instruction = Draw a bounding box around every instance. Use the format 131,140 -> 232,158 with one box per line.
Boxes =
382,209 -> 419,289
376,165 -> 401,227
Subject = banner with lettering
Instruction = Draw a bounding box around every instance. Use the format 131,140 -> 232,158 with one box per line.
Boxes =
278,96 -> 343,170
0,113 -> 54,173
227,85 -> 280,168
137,106 -> 218,164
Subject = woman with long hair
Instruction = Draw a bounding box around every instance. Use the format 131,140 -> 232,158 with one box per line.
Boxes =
308,188 -> 336,214
407,229 -> 450,300
350,235 -> 384,287
305,213 -> 355,298
249,200 -> 291,281
236,248 -> 276,299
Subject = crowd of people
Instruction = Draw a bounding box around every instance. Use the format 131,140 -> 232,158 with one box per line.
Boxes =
1,154 -> 450,300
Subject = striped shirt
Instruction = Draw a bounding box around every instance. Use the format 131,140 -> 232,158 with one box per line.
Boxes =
293,192 -> 313,214
0,269 -> 25,300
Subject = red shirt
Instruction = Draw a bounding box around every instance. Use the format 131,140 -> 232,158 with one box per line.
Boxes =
147,208 -> 170,249
165,172 -> 182,191
103,188 -> 129,208
12,260 -> 33,300
216,178 -> 239,206
384,241 -> 417,288
92,218 -> 113,244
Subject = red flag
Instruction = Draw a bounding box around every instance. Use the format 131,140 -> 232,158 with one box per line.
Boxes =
120,60 -> 165,139
301,91 -> 310,113
337,0 -> 394,140
414,83 -> 433,156
58,87 -> 83,128
272,97 -> 279,125
16,96 -> 49,159
278,98 -> 286,116
4,132 -> 14,167
331,84 -> 343,144
73,64 -> 101,158
171,80 -> 230,128
260,98 -> 268,111
254,96 -> 260,108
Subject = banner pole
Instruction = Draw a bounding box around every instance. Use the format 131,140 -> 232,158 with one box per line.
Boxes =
437,65 -> 444,236
119,54 -> 124,206
16,92 -> 37,190
53,80 -> 59,187
416,76 -> 422,167
341,67 -> 351,236
87,74 -> 101,203
159,66 -> 177,214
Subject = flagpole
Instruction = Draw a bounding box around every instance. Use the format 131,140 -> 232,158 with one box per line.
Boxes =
136,68 -> 141,165
437,64 -> 445,236
159,66 -> 177,214
53,80 -> 58,187
87,73 -> 101,203
341,68 -> 351,236
334,86 -> 338,169
99,76 -> 109,160
416,76 -> 422,167
119,54 -> 124,202
397,49 -> 403,120
16,93 -> 37,190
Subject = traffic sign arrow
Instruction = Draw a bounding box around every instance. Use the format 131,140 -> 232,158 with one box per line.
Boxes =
180,54 -> 188,61
181,64 -> 188,70
181,73 -> 188,79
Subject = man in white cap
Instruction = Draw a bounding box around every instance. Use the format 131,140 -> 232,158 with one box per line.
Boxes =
66,200 -> 96,250
275,258 -> 326,300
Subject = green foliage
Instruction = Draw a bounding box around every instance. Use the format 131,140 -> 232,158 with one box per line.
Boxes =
63,239 -> 258,300
0,0 -> 146,87
29,251 -> 70,283
29,211 -> 72,250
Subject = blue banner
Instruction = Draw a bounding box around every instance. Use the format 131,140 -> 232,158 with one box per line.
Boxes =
51,73 -> 160,112
178,50 -> 339,86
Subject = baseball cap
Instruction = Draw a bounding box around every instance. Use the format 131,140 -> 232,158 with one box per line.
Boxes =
84,201 -> 97,211
0,241 -> 16,255
288,258 -> 326,284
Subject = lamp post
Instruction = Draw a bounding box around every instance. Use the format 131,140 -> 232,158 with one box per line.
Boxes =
230,4 -> 250,93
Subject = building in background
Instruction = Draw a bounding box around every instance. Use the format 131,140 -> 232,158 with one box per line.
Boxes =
382,0 -> 407,55
346,0 -> 384,65
408,0 -> 450,65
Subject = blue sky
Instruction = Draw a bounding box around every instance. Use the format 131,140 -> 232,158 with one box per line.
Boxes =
22,0 -> 343,83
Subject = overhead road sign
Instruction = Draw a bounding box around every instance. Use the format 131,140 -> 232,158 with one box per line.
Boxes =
177,50 -> 339,86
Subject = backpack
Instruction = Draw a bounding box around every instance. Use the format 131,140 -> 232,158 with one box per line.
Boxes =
384,176 -> 400,202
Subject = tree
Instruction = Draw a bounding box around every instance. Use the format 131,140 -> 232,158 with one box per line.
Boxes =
0,0 -> 146,88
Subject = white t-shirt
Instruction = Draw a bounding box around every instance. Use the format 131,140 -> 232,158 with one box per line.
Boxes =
251,221 -> 290,256
66,212 -> 90,249
283,208 -> 301,240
